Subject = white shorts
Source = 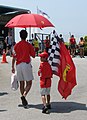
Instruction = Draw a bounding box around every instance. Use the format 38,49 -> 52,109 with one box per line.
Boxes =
16,62 -> 34,81
40,87 -> 51,96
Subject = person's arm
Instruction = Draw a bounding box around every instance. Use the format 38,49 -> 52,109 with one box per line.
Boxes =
79,41 -> 80,45
38,68 -> 41,76
38,64 -> 42,76
12,57 -> 16,73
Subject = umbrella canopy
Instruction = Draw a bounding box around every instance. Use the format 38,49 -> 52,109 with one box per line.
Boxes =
5,13 -> 54,28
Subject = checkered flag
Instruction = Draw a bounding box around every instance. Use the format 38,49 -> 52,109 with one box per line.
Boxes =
48,30 -> 61,75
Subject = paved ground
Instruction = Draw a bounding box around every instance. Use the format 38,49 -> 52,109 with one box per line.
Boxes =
0,56 -> 87,120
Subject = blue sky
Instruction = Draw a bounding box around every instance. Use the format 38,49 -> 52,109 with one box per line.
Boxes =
0,0 -> 87,42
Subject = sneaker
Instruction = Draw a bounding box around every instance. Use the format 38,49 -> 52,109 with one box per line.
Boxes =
42,106 -> 49,114
46,104 -> 51,109
21,96 -> 28,106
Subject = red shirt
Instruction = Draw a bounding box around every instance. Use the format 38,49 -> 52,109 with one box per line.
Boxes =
44,39 -> 50,48
69,38 -> 76,44
13,40 -> 35,65
38,62 -> 52,88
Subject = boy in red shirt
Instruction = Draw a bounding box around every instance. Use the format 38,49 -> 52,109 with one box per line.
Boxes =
38,51 -> 53,114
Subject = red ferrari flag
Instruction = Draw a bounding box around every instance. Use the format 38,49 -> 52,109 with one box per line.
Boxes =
58,42 -> 77,99
48,30 -> 77,99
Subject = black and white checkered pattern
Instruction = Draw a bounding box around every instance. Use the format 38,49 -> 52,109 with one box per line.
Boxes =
48,31 -> 60,75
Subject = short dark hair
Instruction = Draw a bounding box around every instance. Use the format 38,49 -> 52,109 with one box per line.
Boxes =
46,36 -> 48,39
71,35 -> 74,37
20,30 -> 28,39
80,37 -> 83,40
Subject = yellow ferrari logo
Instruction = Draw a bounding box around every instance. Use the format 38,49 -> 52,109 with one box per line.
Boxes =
63,64 -> 70,82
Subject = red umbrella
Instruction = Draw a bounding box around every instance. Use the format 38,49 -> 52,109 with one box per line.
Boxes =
5,13 -> 54,28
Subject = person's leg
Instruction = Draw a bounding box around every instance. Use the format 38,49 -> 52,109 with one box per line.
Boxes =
42,95 -> 46,107
20,81 -> 25,96
71,48 -> 73,56
40,88 -> 49,113
7,46 -> 11,56
21,80 -> 32,107
46,95 -> 51,109
72,48 -> 75,57
73,48 -> 76,56
20,81 -> 28,106
41,95 -> 49,113
23,80 -> 32,97
82,48 -> 85,57
46,88 -> 51,109
9,48 -> 12,57
40,88 -> 46,107
47,94 -> 50,104
80,48 -> 82,57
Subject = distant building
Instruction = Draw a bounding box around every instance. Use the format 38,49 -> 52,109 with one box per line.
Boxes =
0,5 -> 31,51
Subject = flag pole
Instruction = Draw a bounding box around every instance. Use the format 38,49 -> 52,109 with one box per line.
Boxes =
69,32 -> 71,37
37,6 -> 38,14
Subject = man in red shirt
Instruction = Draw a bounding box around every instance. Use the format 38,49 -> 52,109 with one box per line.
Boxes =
38,51 -> 53,114
69,35 -> 76,57
12,30 -> 35,108
44,36 -> 50,52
